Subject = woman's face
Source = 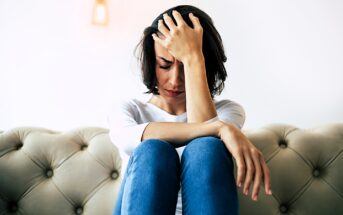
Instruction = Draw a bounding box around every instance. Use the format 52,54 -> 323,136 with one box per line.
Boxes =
154,38 -> 186,104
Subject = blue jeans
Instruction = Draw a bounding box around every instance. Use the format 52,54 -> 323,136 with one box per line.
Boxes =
113,136 -> 239,215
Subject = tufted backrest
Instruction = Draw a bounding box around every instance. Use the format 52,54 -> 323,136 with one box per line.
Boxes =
1,124 -> 343,215
238,123 -> 343,215
0,127 -> 122,215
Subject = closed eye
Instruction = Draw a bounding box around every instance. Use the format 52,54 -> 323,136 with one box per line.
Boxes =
159,65 -> 171,70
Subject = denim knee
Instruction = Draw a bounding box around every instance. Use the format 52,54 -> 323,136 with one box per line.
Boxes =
134,138 -> 178,157
181,136 -> 234,181
180,136 -> 239,215
182,136 -> 230,159
116,139 -> 181,215
130,139 -> 180,175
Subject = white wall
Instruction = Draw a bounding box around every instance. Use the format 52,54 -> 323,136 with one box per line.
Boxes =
1,0 -> 342,131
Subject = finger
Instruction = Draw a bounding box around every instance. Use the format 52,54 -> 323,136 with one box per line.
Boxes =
233,149 -> 245,188
172,10 -> 186,27
163,13 -> 177,31
157,19 -> 169,37
260,156 -> 272,195
189,13 -> 202,30
243,150 -> 255,197
152,33 -> 165,46
251,150 -> 263,201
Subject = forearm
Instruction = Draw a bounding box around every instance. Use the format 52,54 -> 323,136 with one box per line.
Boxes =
141,120 -> 223,147
183,54 -> 217,123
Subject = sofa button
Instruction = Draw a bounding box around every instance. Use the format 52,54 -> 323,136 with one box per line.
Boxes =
75,207 -> 83,215
46,169 -> 53,178
8,202 -> 18,212
80,144 -> 88,150
279,140 -> 288,149
313,169 -> 320,177
111,170 -> 119,180
16,143 -> 23,150
280,204 -> 288,213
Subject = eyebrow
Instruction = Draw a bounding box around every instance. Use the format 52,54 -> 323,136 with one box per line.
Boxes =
157,56 -> 173,64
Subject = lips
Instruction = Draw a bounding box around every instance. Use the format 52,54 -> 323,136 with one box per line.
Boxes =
165,89 -> 184,97
167,90 -> 183,93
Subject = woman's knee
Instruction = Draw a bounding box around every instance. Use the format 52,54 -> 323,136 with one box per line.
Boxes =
181,136 -> 233,169
183,136 -> 228,156
135,138 -> 177,156
132,138 -> 180,170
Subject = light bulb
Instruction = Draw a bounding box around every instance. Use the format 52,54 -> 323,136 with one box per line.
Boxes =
92,0 -> 109,26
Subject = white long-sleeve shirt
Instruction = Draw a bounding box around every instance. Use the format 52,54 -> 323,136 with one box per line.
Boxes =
107,95 -> 245,215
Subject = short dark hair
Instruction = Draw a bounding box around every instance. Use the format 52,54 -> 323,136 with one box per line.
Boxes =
135,5 -> 227,99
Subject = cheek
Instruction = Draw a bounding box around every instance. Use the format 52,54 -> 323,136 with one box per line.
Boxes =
155,69 -> 168,83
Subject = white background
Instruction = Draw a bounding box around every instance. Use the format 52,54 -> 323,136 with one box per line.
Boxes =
1,0 -> 342,131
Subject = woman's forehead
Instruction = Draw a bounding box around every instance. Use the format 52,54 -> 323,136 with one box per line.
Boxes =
154,41 -> 174,61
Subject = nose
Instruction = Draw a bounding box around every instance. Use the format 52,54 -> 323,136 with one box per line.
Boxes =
169,62 -> 184,87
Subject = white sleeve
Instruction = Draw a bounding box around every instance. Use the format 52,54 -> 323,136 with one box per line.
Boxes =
107,99 -> 150,156
203,100 -> 246,129
203,116 -> 220,124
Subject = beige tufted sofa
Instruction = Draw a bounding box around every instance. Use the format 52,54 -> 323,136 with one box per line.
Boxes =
0,124 -> 342,215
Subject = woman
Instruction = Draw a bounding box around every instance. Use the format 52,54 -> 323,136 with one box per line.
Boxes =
108,5 -> 272,215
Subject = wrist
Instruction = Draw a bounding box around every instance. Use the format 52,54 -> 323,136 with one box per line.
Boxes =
182,52 -> 205,68
217,121 -> 235,139
213,120 -> 226,138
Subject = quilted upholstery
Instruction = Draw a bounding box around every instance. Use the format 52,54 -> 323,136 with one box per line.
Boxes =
238,124 -> 343,214
0,127 -> 122,215
0,124 -> 342,215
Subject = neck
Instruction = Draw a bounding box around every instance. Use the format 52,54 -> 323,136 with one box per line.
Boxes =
149,95 -> 186,115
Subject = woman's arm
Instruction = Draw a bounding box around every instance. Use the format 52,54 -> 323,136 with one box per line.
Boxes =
141,120 -> 222,146
153,11 -> 217,123
183,54 -> 217,123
